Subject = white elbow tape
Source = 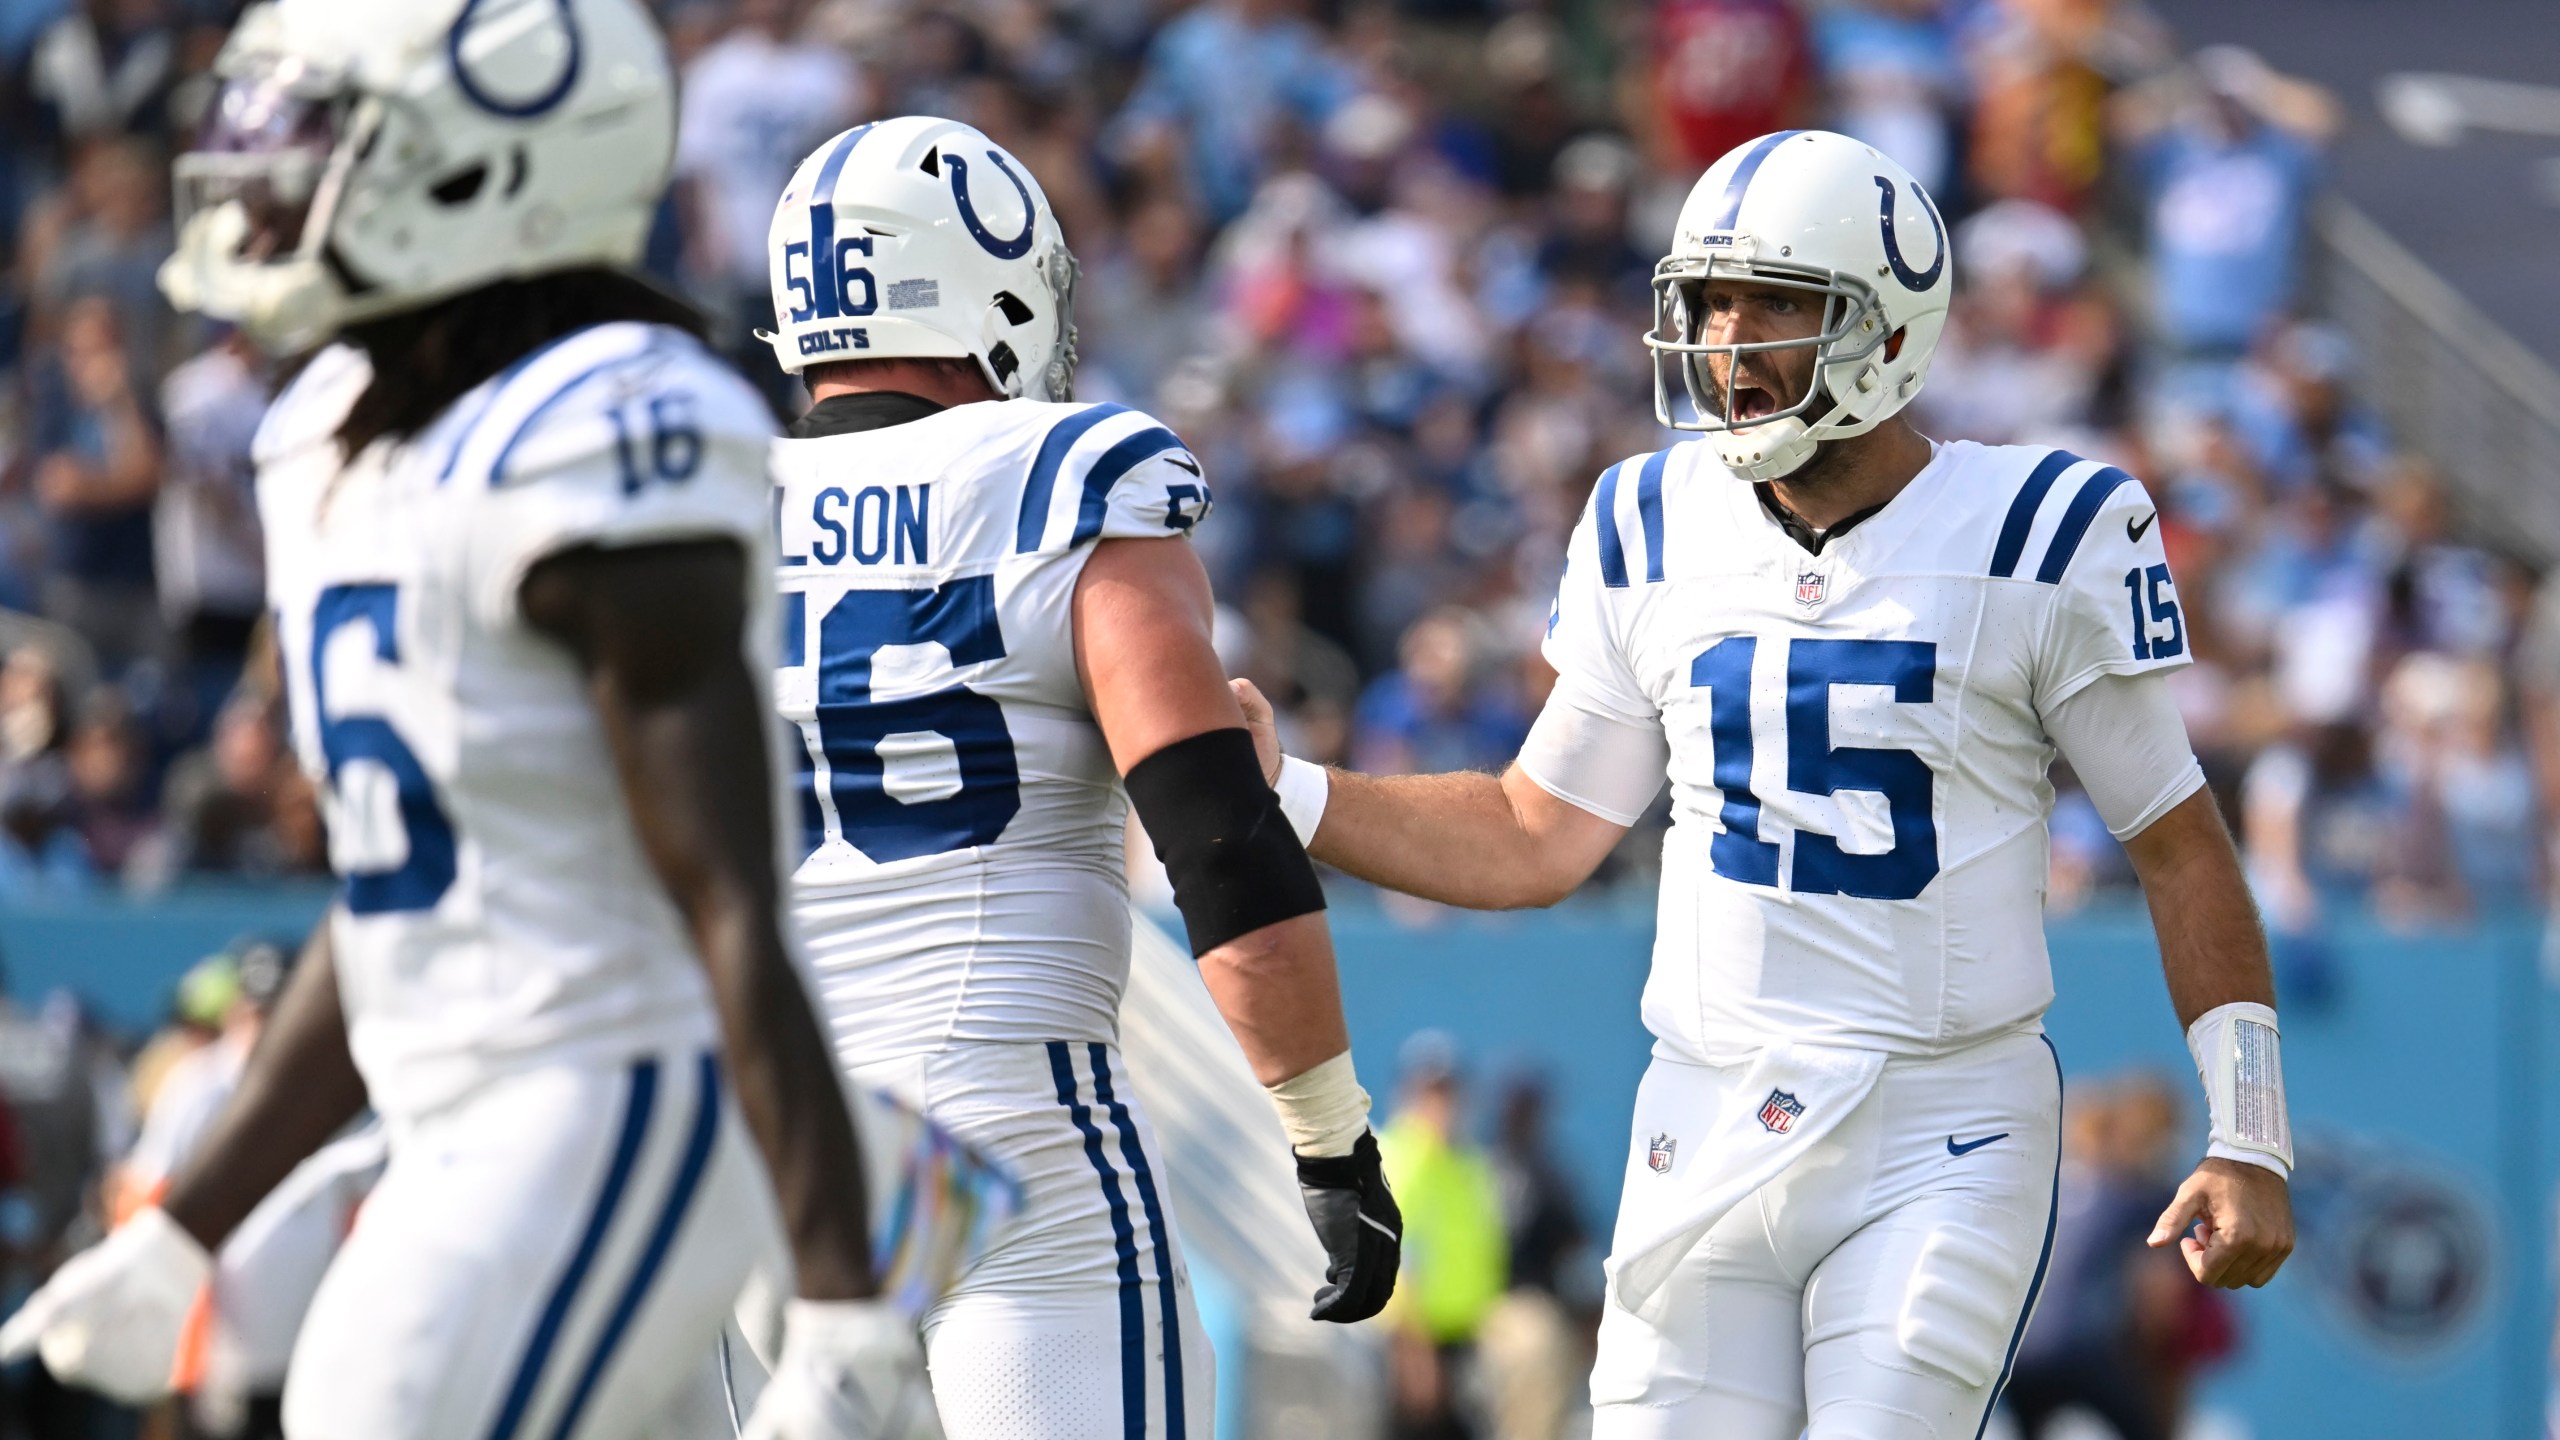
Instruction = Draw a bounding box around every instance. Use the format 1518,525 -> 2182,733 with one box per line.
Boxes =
2186,1001 -> 2293,1178
1265,1050 -> 1369,1158
1272,755 -> 1330,847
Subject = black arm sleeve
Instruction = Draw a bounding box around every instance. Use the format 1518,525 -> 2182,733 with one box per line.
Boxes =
1123,727 -> 1328,956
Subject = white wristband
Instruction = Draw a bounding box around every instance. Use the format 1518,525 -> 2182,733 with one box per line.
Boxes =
2186,1001 -> 2293,1179
1273,755 -> 1330,847
1265,1050 -> 1370,1158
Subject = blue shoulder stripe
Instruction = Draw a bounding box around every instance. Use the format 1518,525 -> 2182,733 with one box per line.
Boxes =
484,336 -> 672,486
2033,467 -> 2136,584
1070,427 -> 1185,546
1016,403 -> 1132,552
1635,449 -> 1669,583
1593,461 -> 1630,589
436,325 -> 605,483
1712,130 -> 1804,229
1988,449 -> 2084,579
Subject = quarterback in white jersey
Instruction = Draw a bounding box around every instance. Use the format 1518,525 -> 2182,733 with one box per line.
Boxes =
0,5 -> 919,1439
1242,131 -> 2295,1439
756,118 -> 1402,1440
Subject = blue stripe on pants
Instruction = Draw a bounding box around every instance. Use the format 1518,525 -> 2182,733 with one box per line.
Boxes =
549,1052 -> 725,1440
1050,1041 -> 1148,1440
1090,1044 -> 1185,1440
482,1059 -> 658,1440
1976,1036 -> 2065,1440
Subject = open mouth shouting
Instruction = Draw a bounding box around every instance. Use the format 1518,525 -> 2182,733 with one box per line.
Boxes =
1727,380 -> 1783,426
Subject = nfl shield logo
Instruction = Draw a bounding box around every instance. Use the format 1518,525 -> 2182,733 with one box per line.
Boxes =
1758,1089 -> 1805,1134
1647,1133 -> 1677,1174
1795,571 -> 1828,608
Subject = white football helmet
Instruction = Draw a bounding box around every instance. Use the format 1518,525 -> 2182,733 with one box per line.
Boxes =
1648,129 -> 1953,481
158,0 -> 676,353
763,116 -> 1078,403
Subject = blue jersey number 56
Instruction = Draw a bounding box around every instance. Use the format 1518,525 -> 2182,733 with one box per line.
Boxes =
790,577 -> 1023,863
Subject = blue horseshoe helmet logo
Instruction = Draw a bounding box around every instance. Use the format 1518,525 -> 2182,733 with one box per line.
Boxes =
1874,175 -> 1945,292
945,151 -> 1036,260
447,0 -> 582,119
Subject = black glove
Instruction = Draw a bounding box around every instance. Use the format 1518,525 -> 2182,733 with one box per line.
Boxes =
1294,1129 -> 1402,1323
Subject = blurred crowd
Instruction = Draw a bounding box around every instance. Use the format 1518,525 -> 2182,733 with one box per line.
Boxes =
0,0 -> 2549,943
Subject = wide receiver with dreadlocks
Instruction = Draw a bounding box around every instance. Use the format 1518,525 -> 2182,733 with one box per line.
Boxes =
0,3 -> 920,1437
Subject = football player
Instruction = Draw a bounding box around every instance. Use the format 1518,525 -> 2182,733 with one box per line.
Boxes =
0,3 -> 917,1437
753,116 -> 1400,1438
1237,129 -> 2295,1438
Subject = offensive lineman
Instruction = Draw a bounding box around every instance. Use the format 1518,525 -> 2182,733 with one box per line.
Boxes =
753,117 -> 1401,1438
1239,130 -> 2296,1438
0,3 -> 918,1437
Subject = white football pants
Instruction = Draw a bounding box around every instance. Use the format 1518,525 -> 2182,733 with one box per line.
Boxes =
281,1049 -> 777,1440
851,1041 -> 1215,1440
1592,1029 -> 2063,1440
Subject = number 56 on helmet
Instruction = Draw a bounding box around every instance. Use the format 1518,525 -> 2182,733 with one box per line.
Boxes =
761,116 -> 1079,404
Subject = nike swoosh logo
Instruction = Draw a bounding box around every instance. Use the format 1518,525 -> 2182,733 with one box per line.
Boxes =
1165,454 -> 1202,477
1947,1133 -> 2009,1157
2126,512 -> 2157,542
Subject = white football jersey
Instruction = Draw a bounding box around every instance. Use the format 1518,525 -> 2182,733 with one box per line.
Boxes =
259,322 -> 779,1120
770,399 -> 1211,1061
1543,439 -> 2189,1063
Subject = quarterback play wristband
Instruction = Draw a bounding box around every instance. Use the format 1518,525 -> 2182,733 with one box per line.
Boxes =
2186,1002 -> 2292,1178
1266,1051 -> 1370,1159
1273,755 -> 1330,846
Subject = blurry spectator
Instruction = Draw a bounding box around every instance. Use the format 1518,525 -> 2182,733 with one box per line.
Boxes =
673,0 -> 866,363
1080,194 -> 1211,400
1475,1073 -> 1588,1440
1227,568 -> 1360,766
127,945 -> 233,1120
2374,653 -> 2536,917
1961,0 -> 2154,214
156,326 -> 268,715
1354,607 -> 1530,777
1112,0 -> 1355,225
1377,1032 -> 1506,1440
114,937 -> 287,1218
2007,1074 -> 2236,1440
27,294 -> 162,670
2241,720 -> 2405,938
1535,135 -> 1650,310
0,646 -> 88,896
1632,0 -> 1810,177
2119,47 -> 2333,360
1925,199 -> 2117,443
2372,458 -> 2509,661
2225,321 -> 2389,495
60,685 -> 153,879
1814,0 -> 1961,192
22,135 -> 177,373
148,694 -> 326,883
27,0 -> 177,141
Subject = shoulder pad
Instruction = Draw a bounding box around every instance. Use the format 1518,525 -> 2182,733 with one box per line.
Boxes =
1986,446 -> 2147,584
431,323 -> 774,489
1011,401 -> 1201,553
252,344 -> 370,468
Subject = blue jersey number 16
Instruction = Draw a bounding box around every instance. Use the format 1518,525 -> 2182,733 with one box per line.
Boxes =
1688,635 -> 1939,901
791,576 -> 1023,864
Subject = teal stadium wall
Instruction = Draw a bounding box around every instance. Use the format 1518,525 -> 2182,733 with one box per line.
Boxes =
4,892 -> 2549,1438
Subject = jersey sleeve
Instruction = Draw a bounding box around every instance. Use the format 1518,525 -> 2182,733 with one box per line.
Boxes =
1013,403 -> 1213,551
1540,486 -> 1656,724
2033,472 -> 2192,713
458,331 -> 778,631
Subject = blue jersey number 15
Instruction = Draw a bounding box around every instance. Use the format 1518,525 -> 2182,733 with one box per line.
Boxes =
1688,636 -> 1939,901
